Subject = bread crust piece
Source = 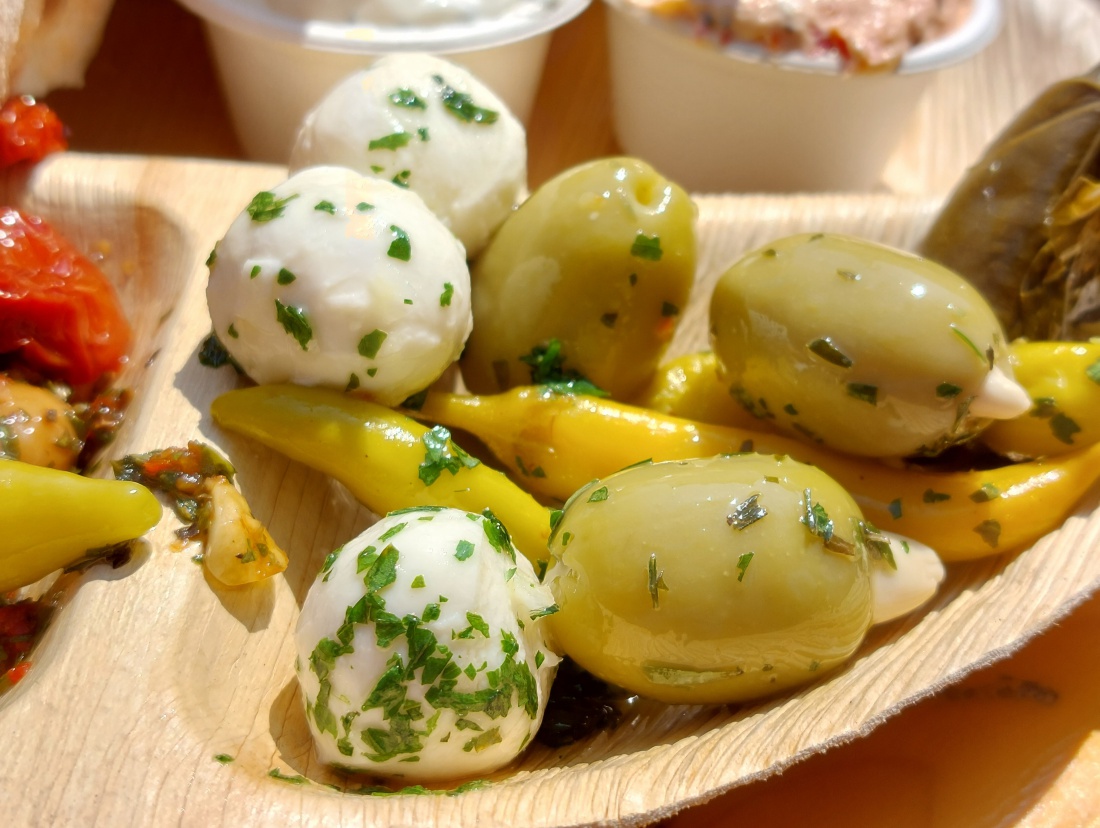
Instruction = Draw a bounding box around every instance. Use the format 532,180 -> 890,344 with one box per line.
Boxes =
0,0 -> 116,99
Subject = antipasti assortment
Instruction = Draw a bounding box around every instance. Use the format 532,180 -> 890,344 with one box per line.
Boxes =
5,51 -> 1100,805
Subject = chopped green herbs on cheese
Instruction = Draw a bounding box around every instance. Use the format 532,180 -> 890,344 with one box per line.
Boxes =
387,225 -> 412,261
274,299 -> 312,350
358,329 -> 388,359
433,75 -> 499,124
247,191 -> 298,222
389,87 -> 427,109
370,132 -> 413,152
440,282 -> 454,307
315,200 -> 336,214
455,539 -> 475,561
276,267 -> 296,285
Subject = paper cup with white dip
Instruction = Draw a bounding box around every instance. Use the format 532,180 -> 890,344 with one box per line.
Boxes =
174,0 -> 591,162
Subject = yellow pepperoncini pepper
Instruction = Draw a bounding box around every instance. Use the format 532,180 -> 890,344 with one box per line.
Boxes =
209,384 -> 553,567
631,350 -> 771,431
981,340 -> 1100,459
0,459 -> 162,593
409,387 -> 1100,562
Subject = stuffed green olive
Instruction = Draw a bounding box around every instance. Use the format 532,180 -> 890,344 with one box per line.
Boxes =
461,157 -> 696,400
544,454 -> 875,705
709,233 -> 1030,457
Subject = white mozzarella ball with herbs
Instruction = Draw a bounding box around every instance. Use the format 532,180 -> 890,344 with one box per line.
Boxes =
294,507 -> 559,778
206,166 -> 472,406
289,53 -> 526,257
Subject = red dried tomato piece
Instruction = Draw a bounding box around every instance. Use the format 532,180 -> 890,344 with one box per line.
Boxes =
0,95 -> 68,168
0,207 -> 132,386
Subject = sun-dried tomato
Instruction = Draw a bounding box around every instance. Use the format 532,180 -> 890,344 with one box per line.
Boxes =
0,95 -> 67,168
0,207 -> 132,387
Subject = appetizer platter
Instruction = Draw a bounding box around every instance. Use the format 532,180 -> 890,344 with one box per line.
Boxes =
2,148 -> 1100,827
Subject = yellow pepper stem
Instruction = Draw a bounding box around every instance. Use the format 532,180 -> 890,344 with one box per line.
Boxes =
409,387 -> 1100,562
210,384 -> 553,567
0,459 -> 162,593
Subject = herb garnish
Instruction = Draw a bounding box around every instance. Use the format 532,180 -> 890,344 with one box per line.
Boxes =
389,88 -> 426,109
936,382 -> 963,398
418,426 -> 480,485
519,339 -> 609,397
276,267 -> 296,285
387,225 -> 412,261
370,132 -> 413,151
847,383 -> 878,405
314,200 -> 336,214
630,233 -> 663,261
808,337 -> 853,368
975,519 -> 1001,548
274,299 -> 312,350
247,191 -> 298,222
440,282 -> 454,307
923,489 -> 951,503
727,493 -> 767,530
434,75 -> 499,124
735,552 -> 754,582
358,329 -> 387,359
647,553 -> 668,608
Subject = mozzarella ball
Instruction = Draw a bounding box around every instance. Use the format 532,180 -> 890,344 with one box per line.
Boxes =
206,165 -> 472,406
294,507 -> 560,779
290,54 -> 526,257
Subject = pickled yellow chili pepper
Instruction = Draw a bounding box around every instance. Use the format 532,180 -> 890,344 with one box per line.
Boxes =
981,340 -> 1100,459
631,350 -> 767,429
0,459 -> 161,593
209,384 -> 553,566
409,387 -> 1100,562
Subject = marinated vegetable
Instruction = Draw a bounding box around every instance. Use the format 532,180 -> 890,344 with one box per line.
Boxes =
409,387 -> 1100,560
0,374 -> 80,469
0,95 -> 67,168
205,166 -> 472,407
919,63 -> 1100,338
0,206 -> 131,388
0,458 -> 161,593
545,454 -> 875,704
114,442 -> 288,587
210,384 -> 553,565
294,507 -> 559,777
460,156 -> 697,401
709,233 -> 1029,457
981,340 -> 1100,459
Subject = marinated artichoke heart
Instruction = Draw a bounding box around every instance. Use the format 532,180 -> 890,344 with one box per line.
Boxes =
544,454 -> 875,705
709,233 -> 1029,458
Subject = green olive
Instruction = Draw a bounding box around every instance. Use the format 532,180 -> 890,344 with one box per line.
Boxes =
545,454 -> 873,705
709,233 -> 1028,457
461,157 -> 697,400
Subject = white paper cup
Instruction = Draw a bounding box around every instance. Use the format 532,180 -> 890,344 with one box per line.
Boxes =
604,0 -> 1002,193
175,0 -> 591,162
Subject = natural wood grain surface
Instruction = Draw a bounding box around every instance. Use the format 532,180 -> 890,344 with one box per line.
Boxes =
1,154 -> 1099,827
6,0 -> 1100,824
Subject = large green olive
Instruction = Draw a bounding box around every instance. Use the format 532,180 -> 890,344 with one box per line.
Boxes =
709,233 -> 1029,458
461,157 -> 696,400
544,454 -> 873,705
